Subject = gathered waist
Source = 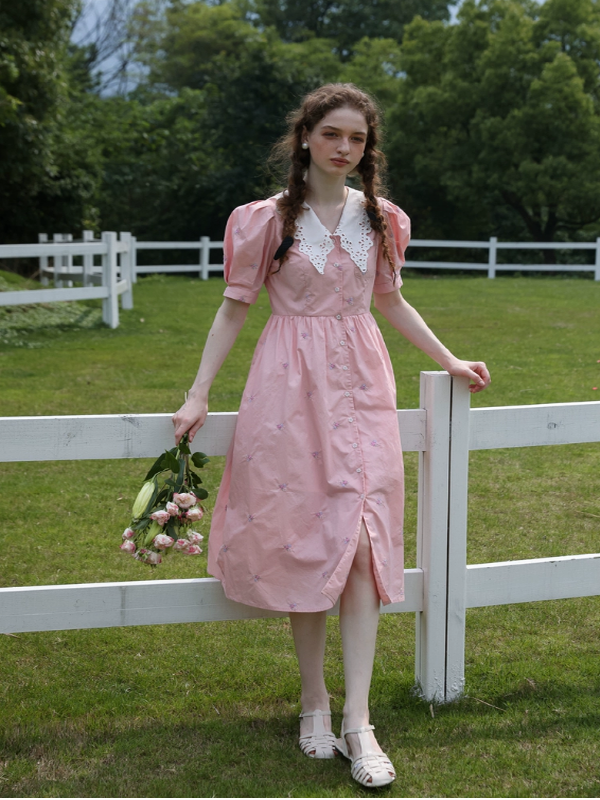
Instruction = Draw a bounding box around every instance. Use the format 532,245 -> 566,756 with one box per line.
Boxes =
270,312 -> 373,319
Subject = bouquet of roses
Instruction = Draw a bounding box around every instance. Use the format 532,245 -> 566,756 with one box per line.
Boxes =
120,433 -> 210,566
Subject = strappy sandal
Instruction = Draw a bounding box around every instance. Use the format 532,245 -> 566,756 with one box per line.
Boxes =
298,709 -> 337,759
335,723 -> 396,788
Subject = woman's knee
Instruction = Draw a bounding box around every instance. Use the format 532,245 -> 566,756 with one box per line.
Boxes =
351,524 -> 374,579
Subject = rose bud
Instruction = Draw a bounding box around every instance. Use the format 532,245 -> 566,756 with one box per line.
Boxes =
150,509 -> 170,526
143,551 -> 162,565
173,492 -> 198,510
173,538 -> 191,552
132,480 -> 155,518
153,533 -> 174,550
166,501 -> 180,517
187,531 -> 204,545
144,520 -> 163,546
120,540 -> 136,554
122,527 -> 136,540
186,506 -> 204,522
184,545 -> 202,555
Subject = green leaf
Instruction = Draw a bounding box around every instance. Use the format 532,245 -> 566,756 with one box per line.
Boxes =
195,487 -> 208,500
178,439 -> 191,455
164,450 -> 180,473
192,452 -> 210,468
144,453 -> 168,481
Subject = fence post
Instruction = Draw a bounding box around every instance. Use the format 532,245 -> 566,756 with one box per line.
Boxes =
82,230 -> 94,287
488,236 -> 497,279
131,236 -> 138,284
444,376 -> 471,700
595,238 -> 600,282
415,371 -> 452,702
119,232 -> 134,310
53,233 -> 64,287
65,233 -> 74,287
101,231 -> 119,329
200,236 -> 210,280
39,234 -> 48,285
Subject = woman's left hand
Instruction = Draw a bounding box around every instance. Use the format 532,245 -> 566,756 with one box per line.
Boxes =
445,359 -> 491,393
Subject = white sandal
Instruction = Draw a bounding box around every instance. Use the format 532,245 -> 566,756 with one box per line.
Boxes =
298,709 -> 337,759
335,723 -> 396,788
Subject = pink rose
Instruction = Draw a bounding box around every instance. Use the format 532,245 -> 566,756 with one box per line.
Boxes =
173,538 -> 191,552
150,509 -> 170,526
122,527 -> 136,540
120,540 -> 136,554
187,531 -> 204,545
186,506 -> 204,522
153,533 -> 174,550
166,501 -> 180,517
136,549 -> 162,565
173,492 -> 197,510
184,544 -> 202,555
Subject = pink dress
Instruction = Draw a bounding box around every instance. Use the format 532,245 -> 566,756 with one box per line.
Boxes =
207,188 -> 411,612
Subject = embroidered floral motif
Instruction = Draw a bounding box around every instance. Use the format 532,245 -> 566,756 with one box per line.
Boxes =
246,393 -> 257,403
342,537 -> 351,544
247,514 -> 256,522
249,262 -> 259,270
243,454 -> 254,462
349,326 -> 356,332
278,483 -> 288,491
253,574 -> 261,581
239,295 -> 247,302
306,390 -> 315,399
221,545 -> 229,553
288,602 -> 298,610
283,543 -> 292,551
234,226 -> 242,236
382,558 -> 388,567
340,480 -> 349,487
321,571 -> 329,578
282,362 -> 289,369
376,498 -> 384,506
345,297 -> 355,306
276,423 -> 285,430
300,332 -> 309,340
313,511 -> 324,519
311,450 -> 323,461
332,421 -> 341,430
370,440 -> 380,447
360,383 -> 368,390
329,363 -> 337,370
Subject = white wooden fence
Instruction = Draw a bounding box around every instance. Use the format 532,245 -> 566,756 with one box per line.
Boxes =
0,232 -> 134,328
34,233 -> 600,281
1,372 -> 599,702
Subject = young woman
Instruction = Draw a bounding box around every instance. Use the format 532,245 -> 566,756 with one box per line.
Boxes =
172,83 -> 490,788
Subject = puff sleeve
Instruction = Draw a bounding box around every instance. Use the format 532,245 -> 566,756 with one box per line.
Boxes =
373,199 -> 411,294
222,200 -> 280,305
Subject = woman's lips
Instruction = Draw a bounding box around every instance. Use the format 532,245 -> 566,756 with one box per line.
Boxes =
331,158 -> 349,166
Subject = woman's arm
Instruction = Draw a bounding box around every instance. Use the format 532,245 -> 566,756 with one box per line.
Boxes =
172,297 -> 250,443
373,289 -> 491,393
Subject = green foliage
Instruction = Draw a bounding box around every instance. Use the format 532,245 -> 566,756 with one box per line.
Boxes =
387,0 -> 600,242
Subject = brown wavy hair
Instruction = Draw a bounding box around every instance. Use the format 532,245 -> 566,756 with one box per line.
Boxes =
270,83 -> 395,277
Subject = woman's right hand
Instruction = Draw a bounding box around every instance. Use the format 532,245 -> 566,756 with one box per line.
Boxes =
172,394 -> 208,445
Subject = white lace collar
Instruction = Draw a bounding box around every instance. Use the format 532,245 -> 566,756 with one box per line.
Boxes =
295,187 -> 374,274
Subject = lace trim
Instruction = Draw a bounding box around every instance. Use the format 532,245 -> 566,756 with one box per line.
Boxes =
295,188 -> 374,274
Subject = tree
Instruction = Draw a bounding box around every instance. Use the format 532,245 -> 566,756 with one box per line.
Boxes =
386,0 -> 600,243
248,0 -> 451,56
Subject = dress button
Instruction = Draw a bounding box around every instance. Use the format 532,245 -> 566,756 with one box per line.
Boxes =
344,392 -> 351,397
334,287 -> 340,292
336,314 -> 341,320
342,365 -> 348,371
356,468 -> 362,473
334,263 -> 339,267
352,443 -> 358,448
340,340 -> 346,346
348,417 -> 353,422
360,493 -> 365,499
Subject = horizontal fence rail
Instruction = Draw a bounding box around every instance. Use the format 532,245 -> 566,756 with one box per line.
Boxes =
1,375 -> 599,702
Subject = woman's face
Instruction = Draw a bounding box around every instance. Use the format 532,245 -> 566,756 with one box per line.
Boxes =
303,106 -> 368,179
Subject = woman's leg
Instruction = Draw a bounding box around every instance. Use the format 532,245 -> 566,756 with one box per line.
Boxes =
339,521 -> 386,757
289,610 -> 332,741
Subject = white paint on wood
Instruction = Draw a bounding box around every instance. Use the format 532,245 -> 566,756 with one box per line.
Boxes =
0,569 -> 423,634
0,286 -> 108,306
466,554 -> 600,608
0,409 -> 426,463
469,402 -> 600,450
415,371 -> 452,702
445,377 -> 471,700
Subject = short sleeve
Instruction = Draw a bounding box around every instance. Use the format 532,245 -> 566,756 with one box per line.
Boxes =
222,200 -> 280,304
373,199 -> 411,294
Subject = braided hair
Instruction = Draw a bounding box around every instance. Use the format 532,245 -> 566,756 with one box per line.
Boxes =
270,83 -> 395,278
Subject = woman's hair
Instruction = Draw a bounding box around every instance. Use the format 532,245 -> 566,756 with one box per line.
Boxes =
270,83 -> 394,276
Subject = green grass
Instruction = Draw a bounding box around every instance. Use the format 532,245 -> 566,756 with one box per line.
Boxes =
1,272 -> 600,797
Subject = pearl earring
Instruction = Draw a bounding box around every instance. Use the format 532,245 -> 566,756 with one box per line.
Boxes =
301,142 -> 309,150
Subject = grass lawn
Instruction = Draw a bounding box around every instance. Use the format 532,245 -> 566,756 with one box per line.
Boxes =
1,270 -> 599,797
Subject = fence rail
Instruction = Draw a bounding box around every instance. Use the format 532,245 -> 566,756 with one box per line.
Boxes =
1,373 -> 599,702
0,232 -> 134,328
